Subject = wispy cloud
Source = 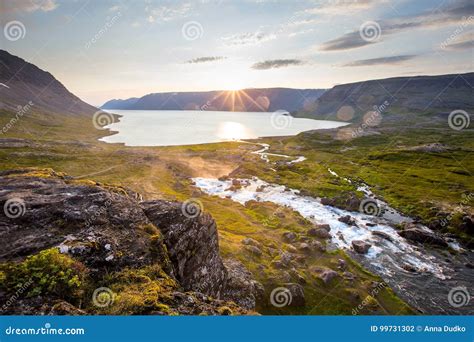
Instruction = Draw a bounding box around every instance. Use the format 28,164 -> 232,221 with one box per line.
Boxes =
146,3 -> 192,23
443,33 -> 474,50
3,0 -> 58,12
251,59 -> 304,70
304,0 -> 385,15
320,0 -> 473,51
221,31 -> 276,46
341,55 -> 419,67
185,56 -> 227,64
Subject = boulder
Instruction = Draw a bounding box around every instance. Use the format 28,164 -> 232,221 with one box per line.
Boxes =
298,242 -> 311,253
319,269 -> 339,284
338,215 -> 356,226
280,252 -> 294,266
351,240 -> 372,254
371,230 -> 394,242
398,224 -> 448,247
308,228 -> 331,239
280,283 -> 305,307
310,240 -> 326,253
315,224 -> 331,232
222,259 -> 264,310
241,237 -> 261,247
337,258 -> 347,270
282,231 -> 297,242
244,245 -> 262,257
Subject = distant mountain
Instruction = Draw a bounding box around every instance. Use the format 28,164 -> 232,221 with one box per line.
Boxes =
302,73 -> 474,122
101,97 -> 139,109
101,88 -> 325,112
0,49 -> 97,116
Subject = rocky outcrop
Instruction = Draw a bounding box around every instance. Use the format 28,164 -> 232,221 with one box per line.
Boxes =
141,200 -> 264,309
398,223 -> 448,247
222,259 -> 265,310
0,169 -> 262,314
141,200 -> 227,298
0,168 -> 167,272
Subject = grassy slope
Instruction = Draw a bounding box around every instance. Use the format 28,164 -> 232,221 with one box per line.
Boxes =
9,108 -> 474,314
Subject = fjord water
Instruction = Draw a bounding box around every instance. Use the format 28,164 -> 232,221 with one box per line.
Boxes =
100,110 -> 348,146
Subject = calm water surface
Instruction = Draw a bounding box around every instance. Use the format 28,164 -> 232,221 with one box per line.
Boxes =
100,110 -> 348,146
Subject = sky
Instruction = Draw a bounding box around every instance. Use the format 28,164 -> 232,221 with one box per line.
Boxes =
1,0 -> 473,106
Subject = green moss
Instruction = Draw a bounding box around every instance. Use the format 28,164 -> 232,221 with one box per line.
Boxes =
1,248 -> 87,301
94,265 -> 177,315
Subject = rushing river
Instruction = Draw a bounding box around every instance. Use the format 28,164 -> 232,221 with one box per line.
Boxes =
192,168 -> 473,314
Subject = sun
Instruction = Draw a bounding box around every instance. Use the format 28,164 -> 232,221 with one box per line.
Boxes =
224,84 -> 245,91
217,65 -> 251,91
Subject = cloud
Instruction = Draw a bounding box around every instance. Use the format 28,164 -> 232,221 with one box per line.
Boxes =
319,0 -> 473,51
442,32 -> 474,50
251,59 -> 304,70
304,0 -> 385,15
221,31 -> 276,46
109,5 -> 121,12
3,0 -> 58,12
146,3 -> 192,22
185,56 -> 227,64
341,55 -> 419,67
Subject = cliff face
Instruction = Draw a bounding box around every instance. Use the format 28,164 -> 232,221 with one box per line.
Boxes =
304,73 -> 474,122
0,168 -> 262,315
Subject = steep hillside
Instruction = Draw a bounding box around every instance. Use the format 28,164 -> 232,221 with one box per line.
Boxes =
302,73 -> 474,122
102,88 -> 325,112
0,50 -> 97,116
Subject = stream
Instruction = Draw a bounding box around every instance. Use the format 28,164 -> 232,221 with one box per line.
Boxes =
192,143 -> 474,314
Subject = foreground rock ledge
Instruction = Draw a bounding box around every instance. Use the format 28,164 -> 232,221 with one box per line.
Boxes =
0,168 -> 262,315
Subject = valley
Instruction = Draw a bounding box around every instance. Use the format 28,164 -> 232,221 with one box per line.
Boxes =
0,50 -> 472,316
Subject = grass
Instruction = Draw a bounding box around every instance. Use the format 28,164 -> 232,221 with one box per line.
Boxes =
2,108 -> 472,315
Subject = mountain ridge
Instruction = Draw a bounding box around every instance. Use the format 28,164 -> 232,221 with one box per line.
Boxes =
0,49 -> 97,116
301,72 -> 474,122
101,88 -> 326,112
